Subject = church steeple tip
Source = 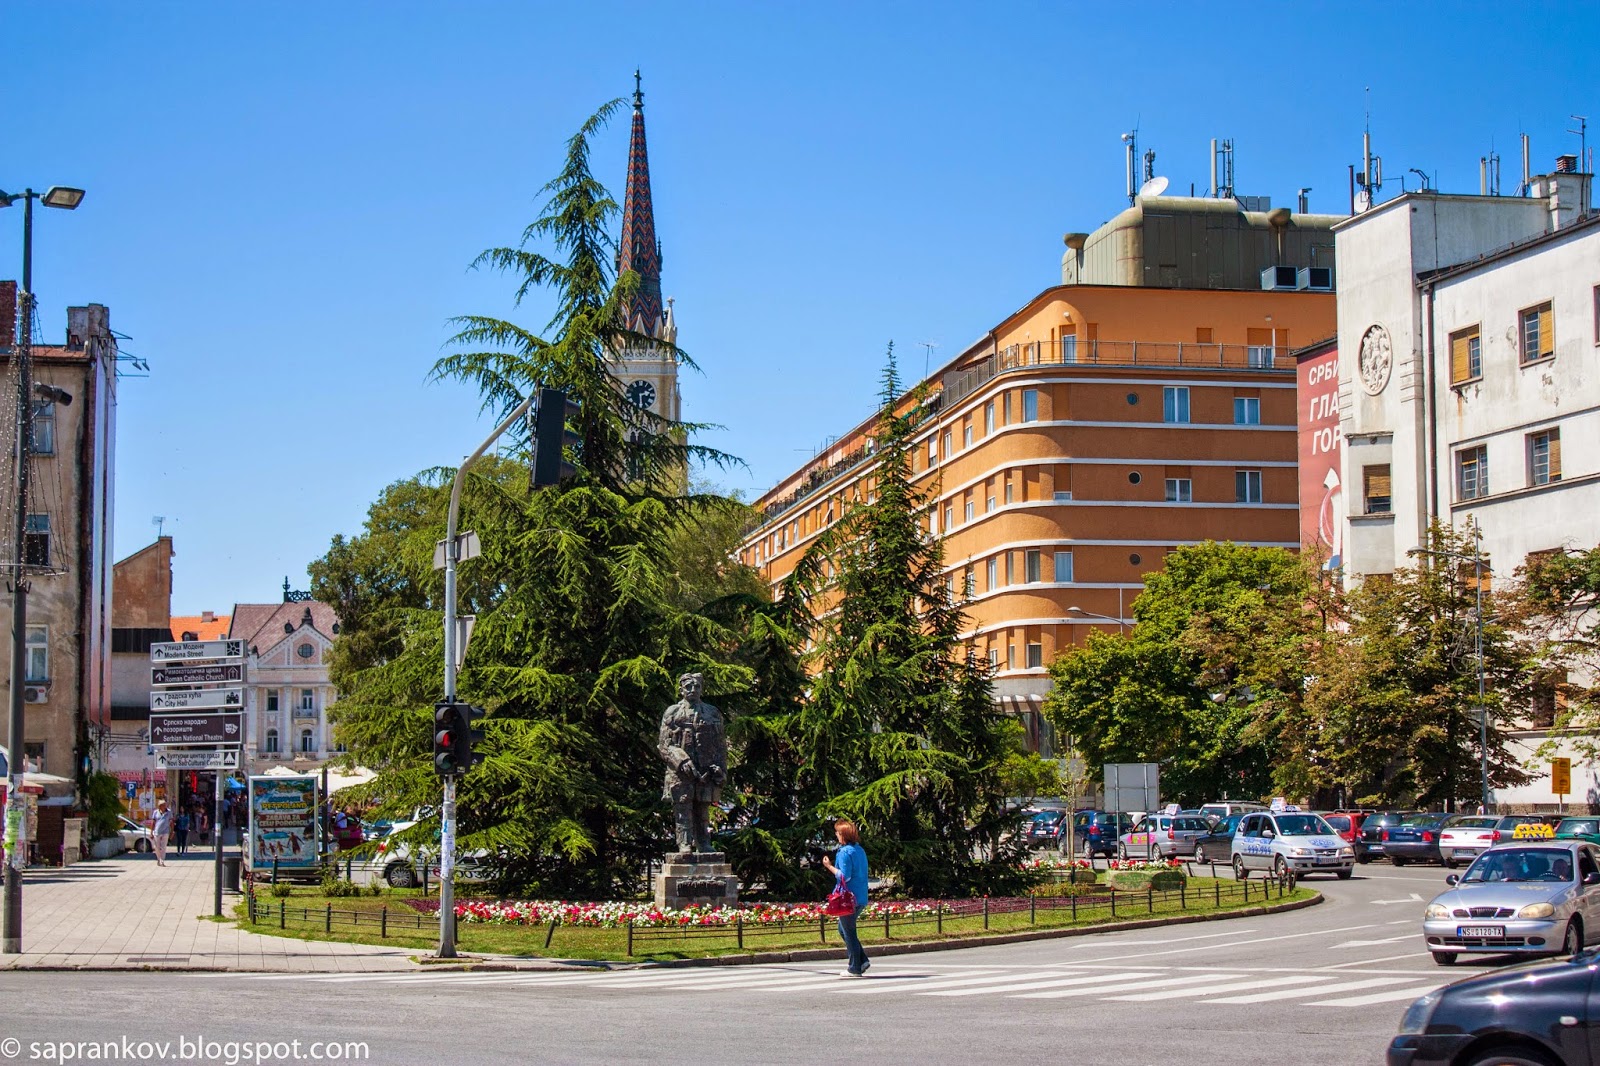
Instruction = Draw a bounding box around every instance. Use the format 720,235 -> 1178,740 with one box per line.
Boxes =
618,69 -> 664,338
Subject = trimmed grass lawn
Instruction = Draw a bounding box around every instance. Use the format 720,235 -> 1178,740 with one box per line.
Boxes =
233,876 -> 1316,962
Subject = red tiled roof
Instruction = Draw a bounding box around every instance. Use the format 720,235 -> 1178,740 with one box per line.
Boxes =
228,601 -> 339,652
169,614 -> 231,641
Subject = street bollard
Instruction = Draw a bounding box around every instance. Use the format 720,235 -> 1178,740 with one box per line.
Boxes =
1180,883 -> 1186,909
1110,891 -> 1117,918
272,858 -> 279,887
737,915 -> 744,951
983,897 -> 989,930
545,919 -> 558,949
883,911 -> 890,940
820,917 -> 827,944
1030,895 -> 1036,925
1214,880 -> 1221,907
936,903 -> 942,935
1071,892 -> 1077,920
381,907 -> 387,938
626,919 -> 633,956
325,904 -> 332,933
1147,888 -> 1154,914
279,900 -> 286,929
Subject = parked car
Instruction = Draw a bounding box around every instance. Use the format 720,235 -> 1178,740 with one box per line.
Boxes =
1024,810 -> 1067,850
1118,814 -> 1210,860
1231,811 -> 1354,879
1317,811 -> 1368,847
1493,813 -> 1565,842
1438,814 -> 1499,868
1192,813 -> 1242,865
1356,811 -> 1417,863
117,814 -> 153,853
352,821 -> 495,888
1384,812 -> 1450,866
1069,811 -> 1135,859
1389,948 -> 1598,1065
1198,800 -> 1268,823
1422,839 -> 1600,965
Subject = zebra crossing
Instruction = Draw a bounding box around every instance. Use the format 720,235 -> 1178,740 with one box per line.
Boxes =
231,962 -> 1444,1008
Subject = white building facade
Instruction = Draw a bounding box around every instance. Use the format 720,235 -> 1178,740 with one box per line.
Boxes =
1334,165 -> 1600,808
228,600 -> 341,773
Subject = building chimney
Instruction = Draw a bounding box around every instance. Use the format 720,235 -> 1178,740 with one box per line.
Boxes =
1532,161 -> 1592,230
201,610 -> 215,623
0,281 -> 14,347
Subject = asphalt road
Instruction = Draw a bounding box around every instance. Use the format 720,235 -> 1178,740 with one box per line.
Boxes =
0,864 -> 1514,1066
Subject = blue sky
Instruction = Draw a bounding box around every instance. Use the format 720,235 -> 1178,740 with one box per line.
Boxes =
4,2 -> 1597,612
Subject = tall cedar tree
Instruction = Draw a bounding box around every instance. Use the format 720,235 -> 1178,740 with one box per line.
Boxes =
318,102 -> 756,898
1306,522 -> 1532,808
784,347 -> 1054,898
1515,544 -> 1600,761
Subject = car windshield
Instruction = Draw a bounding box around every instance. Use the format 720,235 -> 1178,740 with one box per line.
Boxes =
1558,820 -> 1600,836
1462,848 -> 1574,883
1399,813 -> 1441,827
1324,815 -> 1350,831
1274,815 -> 1334,836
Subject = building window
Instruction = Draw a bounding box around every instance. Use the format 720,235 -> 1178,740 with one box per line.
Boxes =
1529,429 -> 1561,486
300,689 -> 315,711
266,690 -> 279,712
1233,397 -> 1260,425
1163,386 -> 1190,423
1006,644 -> 1015,669
987,557 -> 998,589
964,568 -> 975,597
22,514 -> 49,568
963,425 -> 973,448
264,729 -> 279,754
1004,482 -> 1014,505
1021,389 -> 1039,421
988,649 -> 999,667
1165,478 -> 1192,502
964,500 -> 974,522
941,431 -> 952,458
1005,552 -> 1014,584
299,729 -> 315,753
1054,551 -> 1073,583
1363,465 -> 1392,514
1235,469 -> 1263,503
24,625 -> 47,683
943,504 -> 953,530
1520,301 -> 1554,363
297,642 -> 315,659
1025,549 -> 1042,583
927,439 -> 937,466
984,402 -> 995,435
986,494 -> 996,513
1450,326 -> 1482,384
1061,334 -> 1077,363
1026,643 -> 1043,669
945,575 -> 956,598
30,401 -> 55,456
1457,444 -> 1489,500
1247,345 -> 1274,369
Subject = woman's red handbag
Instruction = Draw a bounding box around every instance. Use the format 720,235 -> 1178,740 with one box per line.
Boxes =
824,876 -> 857,917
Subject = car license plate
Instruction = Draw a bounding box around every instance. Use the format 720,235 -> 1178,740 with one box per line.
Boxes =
1456,849 -> 1479,858
1458,925 -> 1505,938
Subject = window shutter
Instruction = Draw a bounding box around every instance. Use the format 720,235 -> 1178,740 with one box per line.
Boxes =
1246,328 -> 1273,347
1451,334 -> 1471,383
1539,306 -> 1554,356
1550,432 -> 1562,479
1364,466 -> 1392,499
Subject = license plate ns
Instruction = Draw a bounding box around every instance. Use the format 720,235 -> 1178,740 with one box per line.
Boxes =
1458,925 -> 1505,938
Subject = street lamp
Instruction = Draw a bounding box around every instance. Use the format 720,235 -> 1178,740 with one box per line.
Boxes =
1409,525 -> 1488,813
1,182 -> 84,955
1065,604 -> 1126,636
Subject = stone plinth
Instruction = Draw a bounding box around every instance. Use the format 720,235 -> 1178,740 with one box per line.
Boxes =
655,851 -> 739,909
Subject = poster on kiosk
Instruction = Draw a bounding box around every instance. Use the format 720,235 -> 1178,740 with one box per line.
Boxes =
248,775 -> 319,871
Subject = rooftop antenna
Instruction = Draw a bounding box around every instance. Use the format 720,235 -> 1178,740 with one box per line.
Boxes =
1409,168 -> 1431,192
1122,129 -> 1139,205
152,515 -> 166,538
1569,115 -> 1588,172
919,340 -> 939,380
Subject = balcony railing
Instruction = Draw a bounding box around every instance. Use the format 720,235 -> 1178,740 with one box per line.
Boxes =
944,341 -> 1290,407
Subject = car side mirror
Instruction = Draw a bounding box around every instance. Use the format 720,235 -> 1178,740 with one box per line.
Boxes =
1584,872 -> 1600,886
1262,830 -> 1275,839
1445,874 -> 1460,886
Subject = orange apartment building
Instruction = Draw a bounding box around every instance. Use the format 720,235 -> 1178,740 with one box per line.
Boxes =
739,192 -> 1339,753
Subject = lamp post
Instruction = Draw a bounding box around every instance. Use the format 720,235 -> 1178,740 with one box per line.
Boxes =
1065,603 -> 1126,636
1409,525 -> 1488,813
1,185 -> 83,954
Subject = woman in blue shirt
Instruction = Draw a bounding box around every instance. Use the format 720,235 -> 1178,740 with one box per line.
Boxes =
822,820 -> 870,976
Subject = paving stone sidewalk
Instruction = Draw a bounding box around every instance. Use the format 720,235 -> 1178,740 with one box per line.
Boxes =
0,850 -> 420,972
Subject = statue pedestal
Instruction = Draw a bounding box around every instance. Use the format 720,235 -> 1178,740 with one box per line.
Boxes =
655,851 -> 739,910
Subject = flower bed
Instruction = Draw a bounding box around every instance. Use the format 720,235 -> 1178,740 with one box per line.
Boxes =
1019,857 -> 1095,874
410,898 -> 939,929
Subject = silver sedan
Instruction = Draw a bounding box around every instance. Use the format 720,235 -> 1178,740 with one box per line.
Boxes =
1422,840 -> 1600,966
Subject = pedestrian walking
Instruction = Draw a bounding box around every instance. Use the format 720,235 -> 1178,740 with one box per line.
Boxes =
822,819 -> 870,977
174,810 -> 190,855
149,800 -> 173,866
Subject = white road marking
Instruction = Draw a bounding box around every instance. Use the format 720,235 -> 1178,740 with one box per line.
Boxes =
1318,982 -> 1444,1006
1105,975 -> 1326,1002
1073,922 -> 1382,964
1013,973 -> 1224,1000
1210,976 -> 1419,1003
831,970 -> 1077,995
923,971 -> 1161,997
1322,952 -> 1431,970
1371,893 -> 1425,906
1331,934 -> 1417,948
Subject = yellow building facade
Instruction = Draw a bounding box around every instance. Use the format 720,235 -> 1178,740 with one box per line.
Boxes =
740,212 -> 1337,751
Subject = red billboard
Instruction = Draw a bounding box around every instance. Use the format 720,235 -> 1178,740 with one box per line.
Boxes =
1296,344 -> 1342,570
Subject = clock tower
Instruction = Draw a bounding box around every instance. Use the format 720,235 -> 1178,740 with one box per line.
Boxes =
611,71 -> 680,426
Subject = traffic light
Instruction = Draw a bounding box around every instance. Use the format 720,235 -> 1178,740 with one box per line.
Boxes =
432,701 -> 487,778
531,387 -> 582,488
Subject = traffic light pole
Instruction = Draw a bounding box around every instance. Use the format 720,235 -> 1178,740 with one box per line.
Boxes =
438,393 -> 534,959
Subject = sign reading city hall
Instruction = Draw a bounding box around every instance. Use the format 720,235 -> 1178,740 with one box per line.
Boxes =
151,687 -> 243,711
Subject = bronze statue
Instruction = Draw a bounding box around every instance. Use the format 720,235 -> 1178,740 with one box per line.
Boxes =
659,672 -> 726,854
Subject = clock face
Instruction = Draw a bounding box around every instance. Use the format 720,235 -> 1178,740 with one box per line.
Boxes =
627,379 -> 657,410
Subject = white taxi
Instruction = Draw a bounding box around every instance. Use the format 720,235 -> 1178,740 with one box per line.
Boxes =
1231,811 -> 1354,879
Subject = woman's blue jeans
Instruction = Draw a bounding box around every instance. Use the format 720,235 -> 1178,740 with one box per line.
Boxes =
837,906 -> 869,974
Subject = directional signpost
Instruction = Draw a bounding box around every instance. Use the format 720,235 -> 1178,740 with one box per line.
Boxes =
149,639 -> 247,917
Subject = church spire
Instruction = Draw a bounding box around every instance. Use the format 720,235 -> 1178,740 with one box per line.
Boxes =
617,68 -> 664,337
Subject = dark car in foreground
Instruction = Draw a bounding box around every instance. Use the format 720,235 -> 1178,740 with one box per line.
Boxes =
1388,949 -> 1599,1065
1385,812 -> 1450,866
1358,811 -> 1419,863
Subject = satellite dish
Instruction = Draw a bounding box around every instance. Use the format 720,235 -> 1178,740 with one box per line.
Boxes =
1138,176 -> 1170,198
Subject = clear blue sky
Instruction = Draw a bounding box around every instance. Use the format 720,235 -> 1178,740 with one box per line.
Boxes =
4,2 -> 1596,613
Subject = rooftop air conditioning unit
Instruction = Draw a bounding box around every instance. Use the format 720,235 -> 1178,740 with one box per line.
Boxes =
1261,266 -> 1299,291
1297,267 -> 1334,291
24,686 -> 47,703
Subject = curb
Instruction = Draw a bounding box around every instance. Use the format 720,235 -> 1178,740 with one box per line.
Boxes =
466,891 -> 1324,972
